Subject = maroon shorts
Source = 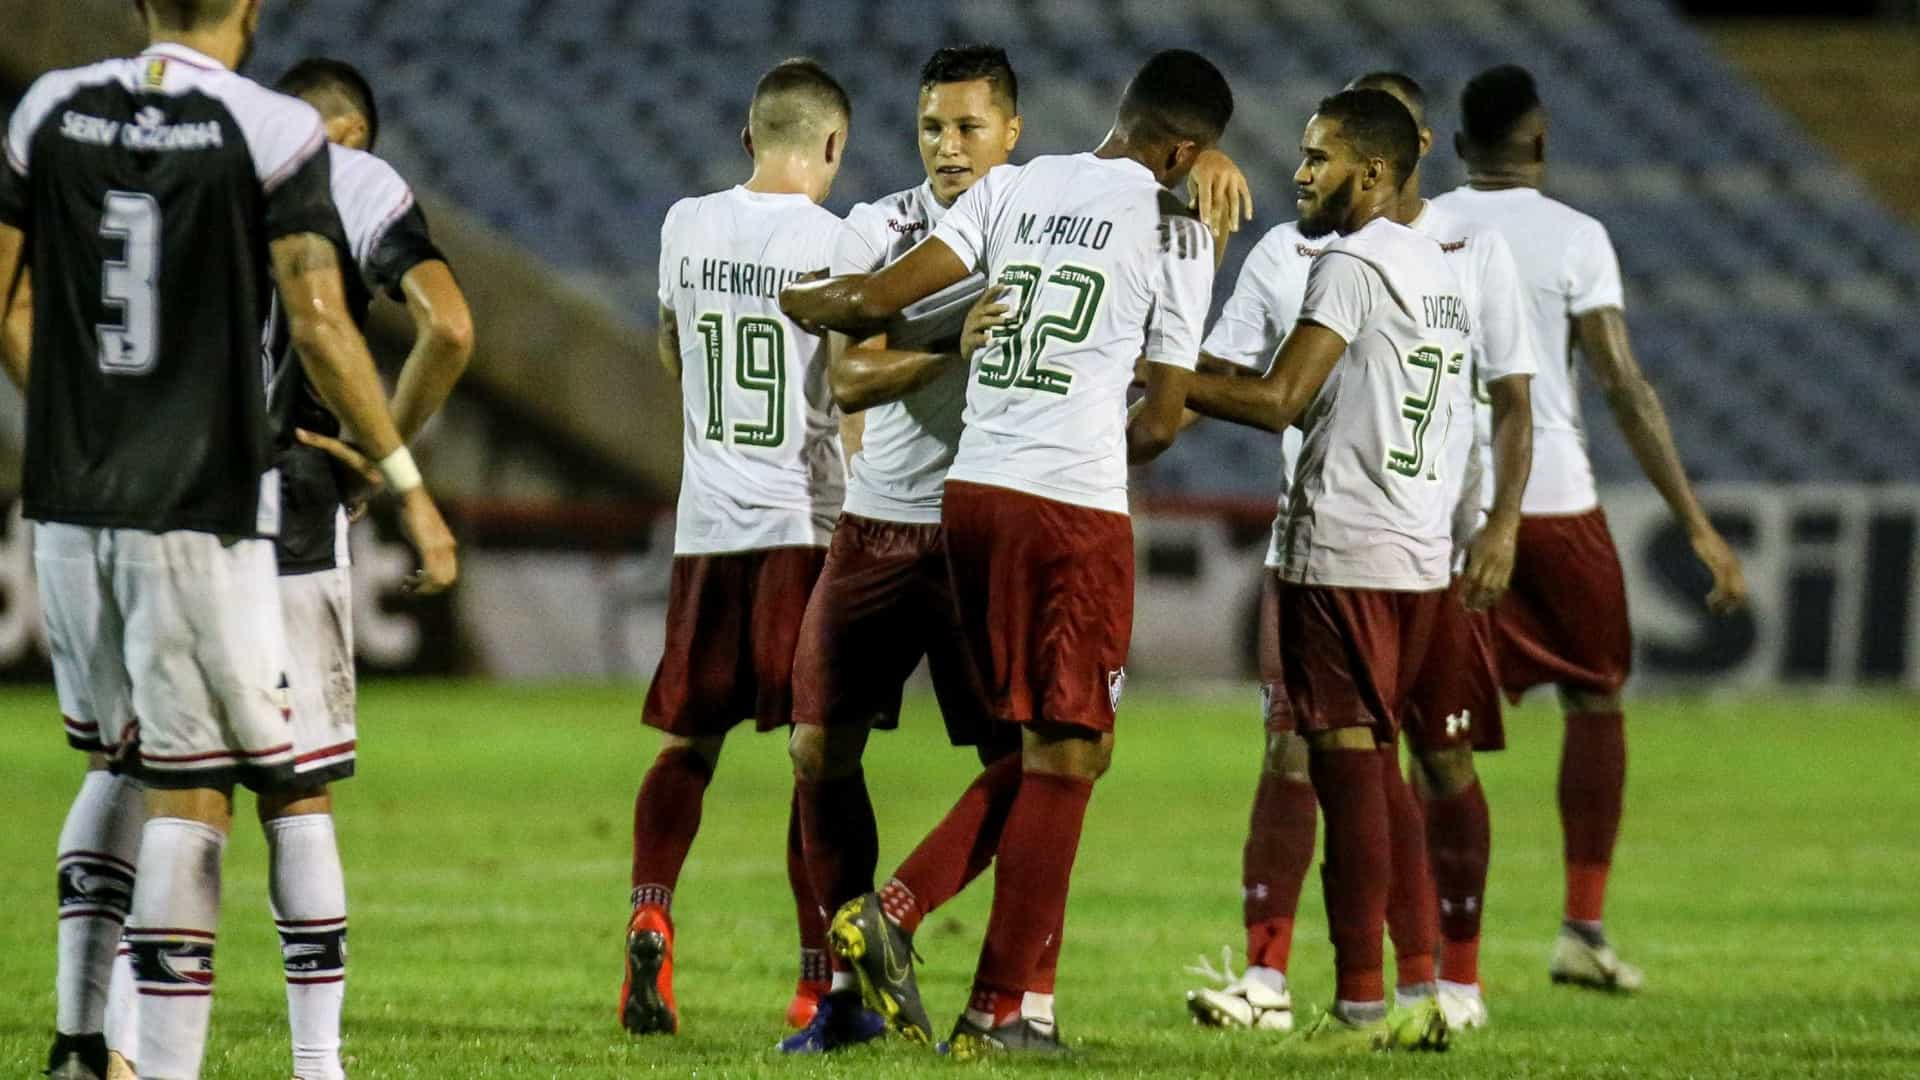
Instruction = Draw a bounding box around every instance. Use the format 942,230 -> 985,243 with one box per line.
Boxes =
791,513 -> 999,748
1492,508 -> 1633,701
642,546 -> 827,736
1274,582 -> 1443,743
1403,579 -> 1506,753
942,480 -> 1133,734
1255,571 -> 1294,734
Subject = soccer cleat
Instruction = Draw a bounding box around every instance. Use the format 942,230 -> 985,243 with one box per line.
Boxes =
785,979 -> 829,1030
940,1013 -> 1068,1060
1385,995 -> 1452,1051
828,893 -> 932,1043
1549,925 -> 1645,993
1281,1007 -> 1393,1054
1436,980 -> 1489,1030
618,905 -> 678,1035
1183,949 -> 1293,1031
776,990 -> 888,1054
46,1033 -> 109,1080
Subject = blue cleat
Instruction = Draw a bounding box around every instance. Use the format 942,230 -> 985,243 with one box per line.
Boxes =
777,990 -> 888,1054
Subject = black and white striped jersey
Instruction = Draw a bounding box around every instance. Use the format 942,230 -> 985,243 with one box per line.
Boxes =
0,43 -> 344,537
267,143 -> 444,576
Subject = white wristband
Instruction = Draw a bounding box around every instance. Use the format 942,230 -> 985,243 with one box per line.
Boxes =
378,446 -> 423,494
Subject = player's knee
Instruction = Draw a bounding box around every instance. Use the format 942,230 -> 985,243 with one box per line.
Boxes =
1022,726 -> 1112,781
1560,687 -> 1621,716
1412,747 -> 1477,797
148,786 -> 236,832
788,725 -> 827,781
257,783 -> 331,822
661,734 -> 725,772
1262,731 -> 1310,783
85,751 -> 114,772
1306,727 -> 1376,754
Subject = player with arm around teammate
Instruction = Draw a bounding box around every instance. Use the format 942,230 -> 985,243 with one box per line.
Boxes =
1434,65 -> 1748,992
0,2 -> 456,1077
620,58 -> 852,1038
782,49 -> 1230,1057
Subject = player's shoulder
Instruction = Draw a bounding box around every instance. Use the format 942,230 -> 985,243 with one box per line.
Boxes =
1322,217 -> 1425,259
1249,219 -> 1322,266
326,144 -> 416,255
8,57 -> 134,153
195,70 -> 326,187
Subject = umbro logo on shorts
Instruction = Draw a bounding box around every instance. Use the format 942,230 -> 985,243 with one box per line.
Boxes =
1108,668 -> 1128,712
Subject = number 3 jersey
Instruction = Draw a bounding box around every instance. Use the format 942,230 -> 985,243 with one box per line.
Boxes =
928,153 -> 1214,515
0,44 -> 344,537
1280,218 -> 1475,592
656,186 -> 845,555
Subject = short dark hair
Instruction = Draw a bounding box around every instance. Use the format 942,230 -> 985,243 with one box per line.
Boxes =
1348,71 -> 1426,127
276,58 -> 380,151
1460,64 -> 1541,148
1118,49 -> 1233,146
138,0 -> 238,30
919,45 -> 1018,114
1314,88 -> 1420,184
749,58 -> 852,147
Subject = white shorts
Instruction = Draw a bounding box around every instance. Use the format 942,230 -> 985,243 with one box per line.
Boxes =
279,567 -> 357,783
35,522 -> 296,790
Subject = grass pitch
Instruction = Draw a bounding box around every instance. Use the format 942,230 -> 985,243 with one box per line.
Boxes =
2,682 -> 1917,1077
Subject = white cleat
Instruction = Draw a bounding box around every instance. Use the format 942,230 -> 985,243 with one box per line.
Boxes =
1184,948 -> 1293,1032
1550,926 -> 1645,993
1436,980 -> 1489,1030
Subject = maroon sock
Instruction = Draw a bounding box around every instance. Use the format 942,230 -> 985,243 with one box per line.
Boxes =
796,770 -> 878,917
1242,766 -> 1317,973
786,791 -> 828,970
1310,746 -> 1390,1005
1381,747 -> 1439,989
887,754 -> 1023,931
1559,710 -> 1626,923
1030,915 -> 1062,994
973,772 -> 1094,999
629,747 -> 716,901
1424,779 -> 1490,985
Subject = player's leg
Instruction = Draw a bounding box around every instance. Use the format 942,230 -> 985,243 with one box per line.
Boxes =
1552,686 -> 1641,991
124,786 -> 235,1080
1410,746 -> 1490,1029
1381,741 -> 1440,1003
1188,574 -> 1306,1032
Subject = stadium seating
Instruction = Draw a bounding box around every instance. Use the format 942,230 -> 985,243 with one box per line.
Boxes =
249,0 -> 1920,489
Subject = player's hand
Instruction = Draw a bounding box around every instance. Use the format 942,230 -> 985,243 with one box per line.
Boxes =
1691,524 -> 1748,615
295,428 -> 381,521
1187,148 -> 1254,241
396,485 -> 459,595
960,284 -> 1011,358
1461,513 -> 1520,611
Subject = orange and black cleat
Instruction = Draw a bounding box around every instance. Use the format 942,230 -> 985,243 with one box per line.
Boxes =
619,905 -> 678,1035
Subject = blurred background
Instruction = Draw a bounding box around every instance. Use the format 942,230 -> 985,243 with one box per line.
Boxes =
1,0 -> 1915,689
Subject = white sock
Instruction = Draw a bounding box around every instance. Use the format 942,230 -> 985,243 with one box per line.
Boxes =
829,970 -> 856,994
1438,978 -> 1482,997
1243,965 -> 1289,994
1021,991 -> 1055,1030
127,817 -> 225,1080
266,813 -> 348,1080
105,944 -> 139,1066
56,771 -> 144,1035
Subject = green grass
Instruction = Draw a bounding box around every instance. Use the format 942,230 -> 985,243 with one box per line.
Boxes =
3,683 -> 1918,1077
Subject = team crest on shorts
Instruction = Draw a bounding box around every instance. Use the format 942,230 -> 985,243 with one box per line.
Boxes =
1107,667 -> 1128,711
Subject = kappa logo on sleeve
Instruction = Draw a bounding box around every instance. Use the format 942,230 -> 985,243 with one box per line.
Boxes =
887,218 -> 926,237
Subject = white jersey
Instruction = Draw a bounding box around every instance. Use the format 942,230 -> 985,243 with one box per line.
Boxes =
1430,185 -> 1625,515
1204,205 -> 1535,567
657,186 -> 844,555
1278,218 -> 1474,591
832,182 -> 966,524
929,153 -> 1214,514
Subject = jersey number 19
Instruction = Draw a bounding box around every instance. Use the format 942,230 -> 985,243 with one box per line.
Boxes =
694,312 -> 787,448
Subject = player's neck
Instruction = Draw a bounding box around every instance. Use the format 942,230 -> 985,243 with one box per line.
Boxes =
1390,171 -> 1426,226
1091,130 -> 1168,186
1465,166 -> 1541,192
744,154 -> 828,204
146,28 -> 244,70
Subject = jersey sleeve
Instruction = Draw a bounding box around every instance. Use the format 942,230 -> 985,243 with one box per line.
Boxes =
0,72 -> 60,227
363,203 -> 445,300
927,166 -> 1003,270
831,205 -> 889,276
656,199 -> 686,309
1297,251 -> 1381,344
1564,217 -> 1625,316
1143,215 -> 1215,371
0,150 -> 25,228
1471,231 -> 1539,383
263,144 -> 348,246
1201,230 -> 1292,371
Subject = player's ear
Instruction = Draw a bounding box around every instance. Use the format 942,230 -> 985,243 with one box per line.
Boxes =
741,127 -> 754,161
242,0 -> 262,33
1418,127 -> 1433,160
1003,113 -> 1024,152
824,128 -> 841,166
1531,130 -> 1546,164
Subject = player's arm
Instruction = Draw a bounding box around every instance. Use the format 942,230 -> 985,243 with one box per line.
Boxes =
780,236 -> 971,336
1462,374 -> 1533,610
1126,361 -> 1192,464
0,227 -> 27,389
1181,321 -> 1345,433
656,304 -> 681,380
388,260 -> 475,442
272,232 -> 456,592
828,329 -> 953,413
1575,307 -> 1745,613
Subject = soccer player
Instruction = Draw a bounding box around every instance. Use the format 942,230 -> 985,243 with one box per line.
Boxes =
1183,72 -> 1534,1036
98,56 -> 475,1080
781,48 -> 1229,1056
622,58 -> 852,1037
1433,64 -> 1748,991
1174,88 -> 1477,1052
0,2 -> 458,1077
